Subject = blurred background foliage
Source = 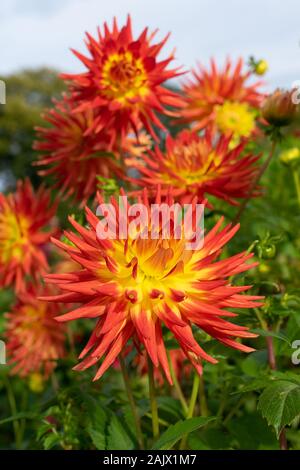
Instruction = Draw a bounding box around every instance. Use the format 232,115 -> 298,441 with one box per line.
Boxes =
0,68 -> 64,187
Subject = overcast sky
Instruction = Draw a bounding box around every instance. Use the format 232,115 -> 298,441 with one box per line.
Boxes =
1,0 -> 300,89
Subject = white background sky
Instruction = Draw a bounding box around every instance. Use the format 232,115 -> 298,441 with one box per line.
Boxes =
1,0 -> 300,89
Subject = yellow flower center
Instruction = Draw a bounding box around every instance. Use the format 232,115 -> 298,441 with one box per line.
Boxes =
160,141 -> 224,190
279,147 -> 300,165
28,372 -> 44,393
101,52 -> 149,105
0,209 -> 30,263
103,234 -> 202,313
215,101 -> 256,139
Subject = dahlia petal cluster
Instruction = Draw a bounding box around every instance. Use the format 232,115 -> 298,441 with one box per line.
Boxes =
180,58 -> 264,139
61,15 -> 184,143
127,130 -> 260,205
5,285 -> 66,378
43,190 -> 262,382
0,179 -> 57,292
34,97 -> 124,204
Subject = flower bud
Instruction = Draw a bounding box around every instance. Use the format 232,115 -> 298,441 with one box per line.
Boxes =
254,59 -> 268,76
262,89 -> 298,127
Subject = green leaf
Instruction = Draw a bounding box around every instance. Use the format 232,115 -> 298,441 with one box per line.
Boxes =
107,414 -> 135,450
233,377 -> 270,395
252,328 -> 291,345
37,422 -> 52,440
43,432 -> 61,450
86,406 -> 107,450
0,411 -> 38,425
258,380 -> 300,437
152,416 -> 215,450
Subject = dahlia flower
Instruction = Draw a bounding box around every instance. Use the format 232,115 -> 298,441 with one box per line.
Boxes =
43,190 -> 261,382
61,16 -> 183,143
180,58 -> 264,139
34,98 -> 124,205
262,89 -> 298,127
5,286 -> 66,378
127,130 -> 260,205
0,179 -> 57,292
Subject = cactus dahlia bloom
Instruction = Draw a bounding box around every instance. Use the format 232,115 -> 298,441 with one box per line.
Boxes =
34,98 -> 124,205
5,286 -> 66,378
43,190 -> 261,382
61,16 -> 183,144
0,179 -> 57,292
180,58 -> 264,139
127,130 -> 260,205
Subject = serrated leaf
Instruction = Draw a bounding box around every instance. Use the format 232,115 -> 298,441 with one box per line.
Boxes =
84,395 -> 107,450
258,380 -> 300,437
152,416 -> 215,450
107,414 -> 135,450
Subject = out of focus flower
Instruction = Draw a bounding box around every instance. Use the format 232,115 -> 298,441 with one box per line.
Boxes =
180,58 -> 264,139
61,16 -> 183,144
5,286 -> 66,378
0,179 -> 57,292
127,130 -> 260,205
279,147 -> 300,166
28,372 -> 45,393
43,190 -> 261,382
34,98 -> 123,205
262,89 -> 298,127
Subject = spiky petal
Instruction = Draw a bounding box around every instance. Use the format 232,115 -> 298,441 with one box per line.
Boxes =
5,285 -> 66,378
0,179 -> 57,292
180,58 -> 264,138
127,130 -> 261,205
61,16 -> 184,144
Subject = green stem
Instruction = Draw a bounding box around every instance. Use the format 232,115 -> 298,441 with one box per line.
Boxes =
147,355 -> 159,440
187,374 -> 200,419
180,373 -> 200,449
119,355 -> 144,449
292,168 -> 300,209
233,140 -> 277,225
198,375 -> 209,417
3,375 -> 22,449
167,351 -> 188,416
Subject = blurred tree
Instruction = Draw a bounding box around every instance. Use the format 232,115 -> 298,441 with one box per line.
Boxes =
0,68 -> 64,188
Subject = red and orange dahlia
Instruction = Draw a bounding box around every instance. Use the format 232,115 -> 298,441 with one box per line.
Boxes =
0,179 -> 57,292
5,285 -> 66,378
61,16 -> 183,144
34,97 -> 123,205
43,190 -> 261,382
180,58 -> 264,139
127,130 -> 260,205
